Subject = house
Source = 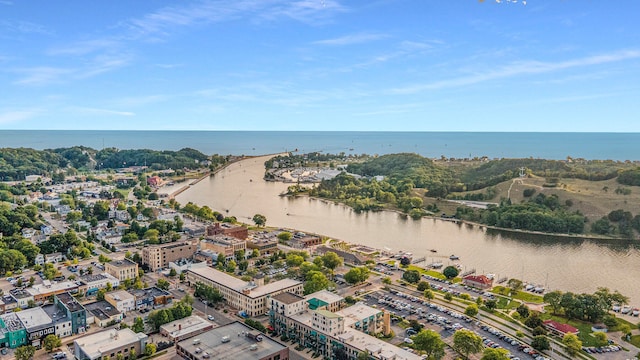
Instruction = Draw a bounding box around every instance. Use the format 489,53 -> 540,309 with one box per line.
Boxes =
54,205 -> 71,216
45,253 -> 64,264
147,176 -> 163,187
543,320 -> 579,336
462,275 -> 494,290
40,225 -> 53,235
34,254 -> 45,266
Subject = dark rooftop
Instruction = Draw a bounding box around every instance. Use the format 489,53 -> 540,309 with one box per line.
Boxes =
79,274 -> 108,283
271,292 -> 305,305
56,292 -> 85,313
84,301 -> 121,320
128,286 -> 171,299
107,258 -> 138,268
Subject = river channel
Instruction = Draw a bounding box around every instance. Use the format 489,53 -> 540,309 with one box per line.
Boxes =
177,155 -> 640,306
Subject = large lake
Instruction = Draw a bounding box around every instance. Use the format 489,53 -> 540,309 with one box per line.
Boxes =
177,155 -> 640,306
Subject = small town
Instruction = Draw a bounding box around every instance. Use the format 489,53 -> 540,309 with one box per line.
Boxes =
1,166 -> 639,360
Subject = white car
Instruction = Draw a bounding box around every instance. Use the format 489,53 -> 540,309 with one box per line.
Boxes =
207,315 -> 215,321
404,338 -> 414,344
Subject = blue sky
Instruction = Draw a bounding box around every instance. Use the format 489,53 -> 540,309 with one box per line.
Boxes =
1,0 -> 639,131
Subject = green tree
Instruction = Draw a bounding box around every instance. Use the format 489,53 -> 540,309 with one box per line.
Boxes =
43,334 -> 61,352
132,317 -> 145,333
356,352 -> 369,360
481,347 -> 510,360
169,268 -> 177,277
417,281 -> 430,291
516,304 -> 530,318
129,349 -> 137,360
465,304 -> 479,317
402,270 -> 420,283
252,214 -> 267,227
144,343 -> 157,356
593,332 -> 608,347
507,278 -> 523,295
382,277 -> 392,285
484,299 -> 497,311
321,251 -> 343,271
277,231 -> 292,242
424,289 -> 434,300
444,293 -> 453,301
531,335 -> 550,351
562,333 -> 582,357
179,272 -> 186,282
453,329 -> 483,359
304,271 -> 329,295
225,259 -> 237,273
156,279 -> 171,291
412,329 -> 445,360
544,290 -> 563,315
524,314 -> 543,329
443,266 -> 459,279
15,345 -> 36,360
344,267 -> 370,284
96,288 -> 106,301
98,254 -> 111,264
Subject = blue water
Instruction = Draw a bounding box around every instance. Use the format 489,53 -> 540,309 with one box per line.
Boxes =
1,130 -> 639,161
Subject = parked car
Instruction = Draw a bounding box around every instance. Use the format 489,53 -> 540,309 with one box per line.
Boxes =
208,315 -> 215,321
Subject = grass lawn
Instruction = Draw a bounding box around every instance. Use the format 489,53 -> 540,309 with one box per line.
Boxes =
491,286 -> 544,303
629,335 -> 640,348
114,188 -> 130,198
405,265 -> 449,280
538,313 -> 600,346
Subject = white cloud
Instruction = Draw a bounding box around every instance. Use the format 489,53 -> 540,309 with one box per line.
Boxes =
0,110 -> 38,124
392,49 -> 640,94
314,32 -> 388,46
13,67 -> 72,86
68,107 -> 135,117
47,39 -> 120,56
0,20 -> 51,35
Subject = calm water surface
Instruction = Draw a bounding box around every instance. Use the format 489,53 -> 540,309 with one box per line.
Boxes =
177,155 -> 640,305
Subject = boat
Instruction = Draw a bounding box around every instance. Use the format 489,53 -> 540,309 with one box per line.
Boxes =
449,255 -> 459,260
430,249 -> 437,253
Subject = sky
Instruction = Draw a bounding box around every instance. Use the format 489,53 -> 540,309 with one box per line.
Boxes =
1,0 -> 639,132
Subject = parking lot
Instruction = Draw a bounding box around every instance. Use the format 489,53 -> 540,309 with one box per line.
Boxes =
363,289 -> 552,360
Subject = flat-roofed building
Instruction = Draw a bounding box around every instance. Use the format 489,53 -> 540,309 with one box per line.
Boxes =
42,304 -> 73,338
78,273 -> 121,296
74,328 -> 148,360
186,267 -> 303,317
142,241 -> 197,271
336,302 -> 383,335
9,289 -> 33,309
127,287 -> 173,310
105,259 -> 138,281
176,321 -> 288,360
159,315 -> 214,342
305,290 -> 345,312
270,293 -> 306,317
53,292 -> 88,335
15,307 -> 55,348
84,301 -> 123,327
105,290 -> 136,313
0,313 -> 27,349
27,281 -> 79,304
206,222 -> 248,240
200,236 -> 246,260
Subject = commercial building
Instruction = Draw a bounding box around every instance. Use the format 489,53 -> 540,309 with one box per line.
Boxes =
186,267 -> 303,317
42,304 -> 73,338
127,287 -> 173,310
176,321 -> 289,360
159,315 -> 214,342
288,232 -> 322,249
27,280 -> 79,304
52,292 -> 87,335
305,290 -> 345,313
74,328 -> 148,360
200,236 -> 247,260
105,259 -> 139,281
142,241 -> 197,272
0,313 -> 27,349
246,236 -> 278,256
15,307 -> 56,348
462,274 -> 494,290
78,273 -> 121,296
206,222 -> 248,240
105,290 -> 136,313
84,301 -> 123,327
270,294 -> 419,360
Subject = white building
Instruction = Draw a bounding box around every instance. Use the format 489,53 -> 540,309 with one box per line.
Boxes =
78,274 -> 121,297
105,290 -> 136,313
186,266 -> 303,317
74,328 -> 148,360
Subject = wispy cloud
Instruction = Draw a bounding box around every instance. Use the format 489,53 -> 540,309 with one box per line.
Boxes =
13,67 -> 72,86
112,94 -> 171,107
0,20 -> 52,35
314,32 -> 388,46
392,49 -> 640,94
78,53 -> 133,78
47,39 -> 120,56
0,110 -> 39,124
155,63 -> 184,69
68,107 -> 135,117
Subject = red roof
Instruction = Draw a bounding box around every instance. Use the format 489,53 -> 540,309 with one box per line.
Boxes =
543,320 -> 578,334
463,275 -> 492,285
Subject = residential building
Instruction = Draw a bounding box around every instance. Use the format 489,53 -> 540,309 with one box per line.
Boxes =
200,236 -> 246,260
186,266 -> 303,317
74,328 -> 148,360
34,254 -> 45,266
159,315 -> 214,342
246,237 -> 278,256
78,273 -> 121,296
206,222 -> 248,240
45,252 -> 64,264
1,295 -> 18,313
183,223 -> 206,237
462,274 -> 494,290
270,294 -> 416,360
105,290 -> 136,313
147,176 -> 163,187
306,290 -> 345,313
9,289 -> 33,309
127,287 -> 173,310
142,241 -> 197,271
0,313 -> 27,349
84,301 -> 123,327
175,321 -> 289,360
42,304 -> 73,338
105,259 -> 139,281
